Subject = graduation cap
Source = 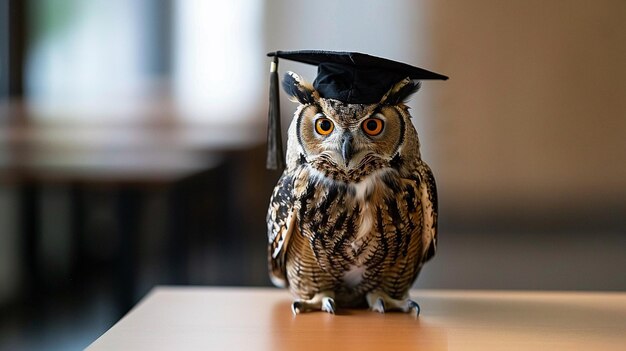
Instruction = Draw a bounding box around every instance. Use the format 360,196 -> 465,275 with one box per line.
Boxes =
266,50 -> 448,170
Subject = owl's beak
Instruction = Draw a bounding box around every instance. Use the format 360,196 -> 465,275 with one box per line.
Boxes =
341,133 -> 353,166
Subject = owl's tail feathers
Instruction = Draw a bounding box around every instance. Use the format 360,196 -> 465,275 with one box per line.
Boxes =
269,273 -> 287,288
268,247 -> 288,288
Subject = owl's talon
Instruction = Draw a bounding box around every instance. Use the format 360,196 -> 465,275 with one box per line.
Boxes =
408,300 -> 421,316
372,297 -> 386,313
291,301 -> 303,315
322,297 -> 336,314
367,291 -> 422,315
291,292 -> 335,314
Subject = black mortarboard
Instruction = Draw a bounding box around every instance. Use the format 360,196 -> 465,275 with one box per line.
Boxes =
265,50 -> 448,170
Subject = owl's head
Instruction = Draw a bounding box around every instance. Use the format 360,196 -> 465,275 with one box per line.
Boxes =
282,72 -> 422,182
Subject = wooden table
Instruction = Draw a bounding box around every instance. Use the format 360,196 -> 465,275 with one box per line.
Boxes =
87,287 -> 626,350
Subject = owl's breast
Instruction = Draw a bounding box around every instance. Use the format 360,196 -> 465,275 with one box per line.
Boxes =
296,167 -> 420,288
281,157 -> 434,302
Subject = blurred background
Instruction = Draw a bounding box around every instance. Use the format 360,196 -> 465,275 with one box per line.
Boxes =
1,0 -> 624,349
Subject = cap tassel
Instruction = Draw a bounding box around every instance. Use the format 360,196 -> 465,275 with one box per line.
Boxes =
266,56 -> 285,170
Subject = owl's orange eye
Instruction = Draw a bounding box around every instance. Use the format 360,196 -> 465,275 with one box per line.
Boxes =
362,118 -> 384,136
315,118 -> 334,135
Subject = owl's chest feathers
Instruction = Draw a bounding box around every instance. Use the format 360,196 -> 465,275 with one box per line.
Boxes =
297,167 -> 406,275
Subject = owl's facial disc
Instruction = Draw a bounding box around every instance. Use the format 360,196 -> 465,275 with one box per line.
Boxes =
295,100 -> 406,179
301,111 -> 365,170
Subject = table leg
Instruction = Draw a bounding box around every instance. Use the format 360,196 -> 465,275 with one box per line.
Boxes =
19,182 -> 42,303
115,187 -> 142,314
167,183 -> 189,285
69,183 -> 86,288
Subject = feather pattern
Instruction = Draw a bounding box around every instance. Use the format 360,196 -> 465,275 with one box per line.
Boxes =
267,78 -> 437,311
268,159 -> 437,306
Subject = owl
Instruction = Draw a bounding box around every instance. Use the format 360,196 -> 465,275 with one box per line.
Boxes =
266,52 -> 441,315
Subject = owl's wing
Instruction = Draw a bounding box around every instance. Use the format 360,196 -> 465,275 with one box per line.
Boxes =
417,162 -> 438,262
266,171 -> 297,288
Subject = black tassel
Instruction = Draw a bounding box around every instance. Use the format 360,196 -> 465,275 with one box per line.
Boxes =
266,56 -> 285,170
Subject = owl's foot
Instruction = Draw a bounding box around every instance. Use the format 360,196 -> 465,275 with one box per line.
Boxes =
291,291 -> 336,315
366,290 -> 420,316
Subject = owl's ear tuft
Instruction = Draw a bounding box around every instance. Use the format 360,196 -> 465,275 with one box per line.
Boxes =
282,72 -> 318,104
381,78 -> 421,106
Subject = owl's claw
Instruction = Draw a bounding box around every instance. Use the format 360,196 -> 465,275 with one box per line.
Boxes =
291,292 -> 336,314
408,300 -> 421,316
291,301 -> 303,315
322,297 -> 336,314
371,297 -> 386,313
367,291 -> 421,315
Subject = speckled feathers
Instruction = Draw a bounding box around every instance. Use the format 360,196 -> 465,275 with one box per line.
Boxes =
267,72 -> 438,312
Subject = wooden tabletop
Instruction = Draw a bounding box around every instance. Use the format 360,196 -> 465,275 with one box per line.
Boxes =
86,287 -> 626,351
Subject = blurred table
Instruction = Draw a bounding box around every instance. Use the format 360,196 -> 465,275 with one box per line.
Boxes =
87,287 -> 626,351
0,100 -> 263,182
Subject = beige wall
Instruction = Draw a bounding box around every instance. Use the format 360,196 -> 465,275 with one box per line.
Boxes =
264,0 -> 625,216
428,0 -> 626,212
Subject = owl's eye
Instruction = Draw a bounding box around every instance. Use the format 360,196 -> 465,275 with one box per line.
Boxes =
362,118 -> 384,136
315,117 -> 334,135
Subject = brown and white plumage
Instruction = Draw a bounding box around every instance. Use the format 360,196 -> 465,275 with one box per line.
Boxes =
267,73 -> 438,314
